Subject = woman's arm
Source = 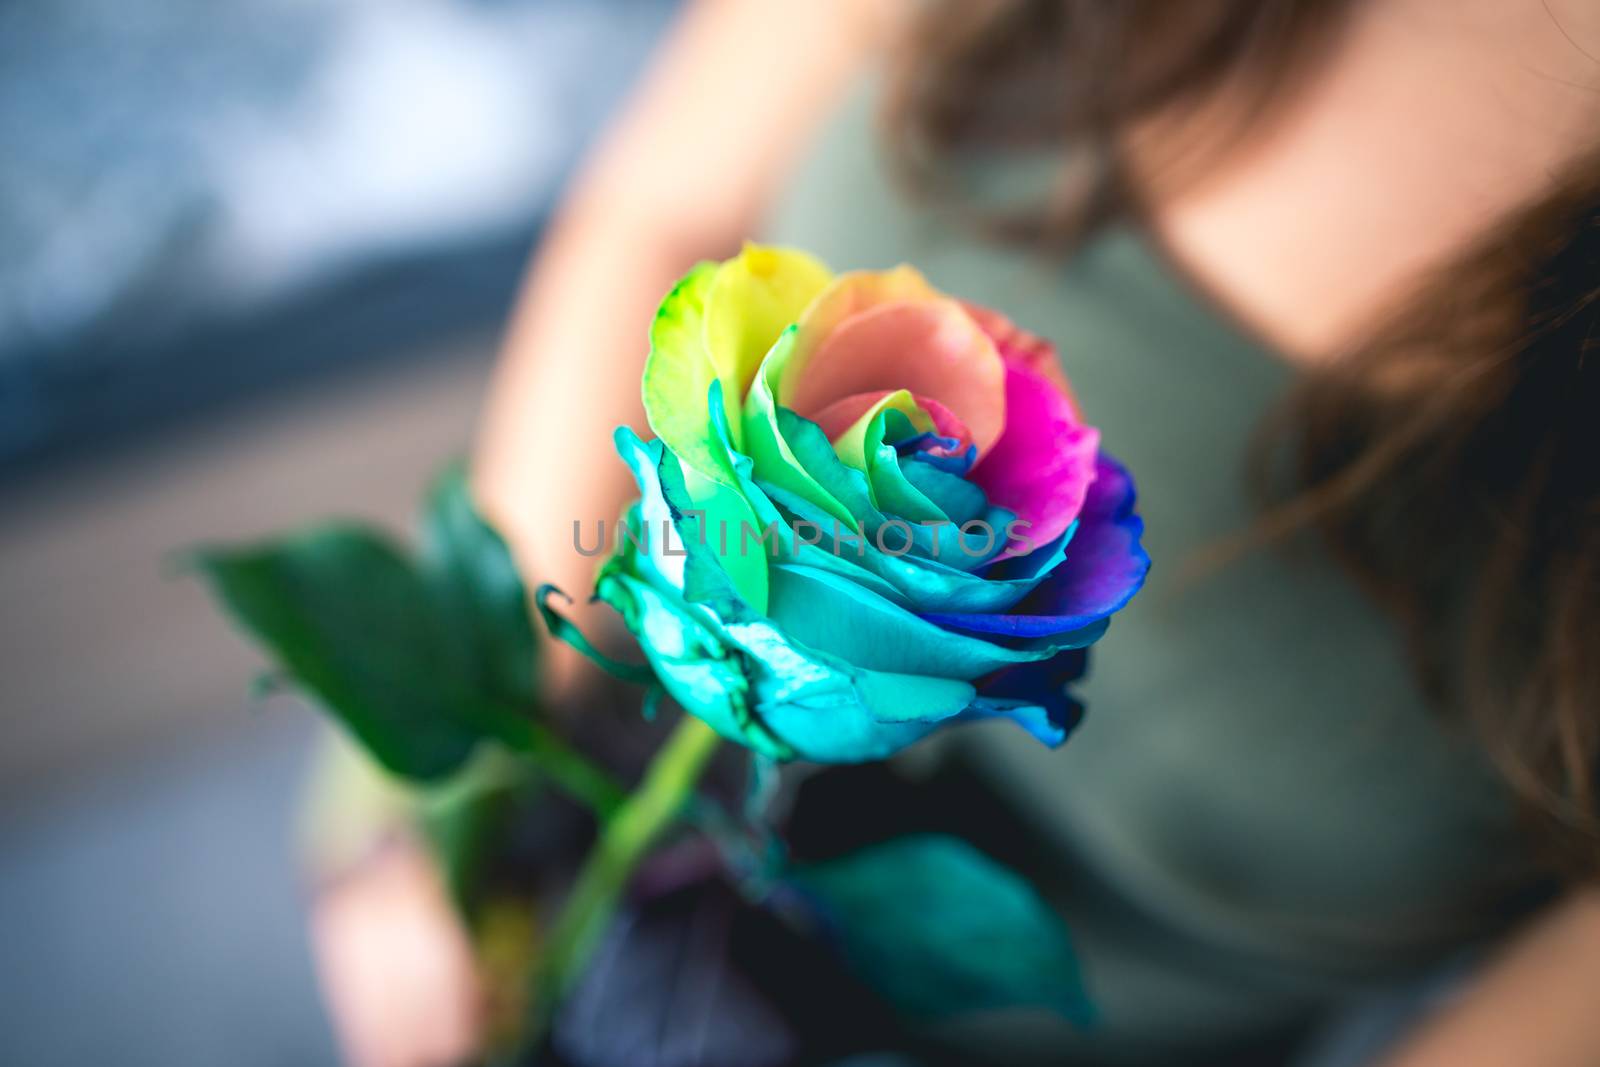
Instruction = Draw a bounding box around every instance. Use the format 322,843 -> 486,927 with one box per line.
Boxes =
1378,890 -> 1600,1067
474,0 -> 902,695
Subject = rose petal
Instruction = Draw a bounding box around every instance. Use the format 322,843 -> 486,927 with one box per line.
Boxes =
787,266 -> 943,379
637,267 -> 770,608
702,244 -> 833,448
824,390 -> 936,472
766,563 -> 1105,681
599,453 -> 1078,763
962,301 -> 1078,411
971,361 -> 1100,558
762,404 -> 998,572
788,299 -> 1007,458
809,391 -> 896,441
741,330 -> 859,529
921,454 -> 1150,637
810,391 -> 973,457
955,652 -> 1089,746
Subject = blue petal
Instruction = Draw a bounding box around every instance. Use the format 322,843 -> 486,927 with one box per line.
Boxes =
897,432 -> 978,476
956,653 -> 1089,746
900,455 -> 989,526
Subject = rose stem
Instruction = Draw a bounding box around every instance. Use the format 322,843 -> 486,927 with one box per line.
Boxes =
521,713 -> 723,1047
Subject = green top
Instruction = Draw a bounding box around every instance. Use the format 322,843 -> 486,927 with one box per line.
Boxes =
765,89 -> 1538,1063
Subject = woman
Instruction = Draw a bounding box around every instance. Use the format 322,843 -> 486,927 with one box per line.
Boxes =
317,1 -> 1600,1063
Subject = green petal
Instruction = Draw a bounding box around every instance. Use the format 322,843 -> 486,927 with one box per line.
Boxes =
705,397 -> 909,604
638,265 -> 769,609
860,409 -> 945,524
742,328 -> 856,527
641,263 -> 720,482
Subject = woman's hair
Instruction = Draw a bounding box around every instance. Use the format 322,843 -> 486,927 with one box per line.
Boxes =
887,0 -> 1600,874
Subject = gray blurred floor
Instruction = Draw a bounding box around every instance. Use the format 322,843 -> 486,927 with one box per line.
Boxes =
0,714 -> 339,1067
0,340 -> 496,1065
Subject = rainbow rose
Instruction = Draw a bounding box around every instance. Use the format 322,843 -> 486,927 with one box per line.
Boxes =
593,245 -> 1148,762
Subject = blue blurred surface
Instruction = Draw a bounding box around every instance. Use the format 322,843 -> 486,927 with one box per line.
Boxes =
0,0 -> 676,475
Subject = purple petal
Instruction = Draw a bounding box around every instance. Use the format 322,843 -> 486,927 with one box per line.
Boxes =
922,454 -> 1150,637
970,362 -> 1100,559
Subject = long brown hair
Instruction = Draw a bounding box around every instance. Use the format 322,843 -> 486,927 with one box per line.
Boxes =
887,0 -> 1600,874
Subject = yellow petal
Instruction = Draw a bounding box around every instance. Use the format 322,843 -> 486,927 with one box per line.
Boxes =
703,243 -> 833,448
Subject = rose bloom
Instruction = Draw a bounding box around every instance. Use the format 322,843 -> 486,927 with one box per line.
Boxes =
594,245 -> 1148,762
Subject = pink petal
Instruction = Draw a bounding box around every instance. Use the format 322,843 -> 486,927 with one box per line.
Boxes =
787,299 -> 1007,458
788,268 -> 942,374
971,361 -> 1100,558
916,397 -> 976,457
962,301 -> 1081,418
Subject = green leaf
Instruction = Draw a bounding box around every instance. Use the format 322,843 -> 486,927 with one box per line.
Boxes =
192,464 -> 631,816
421,465 -> 538,710
194,525 -> 488,780
790,834 -> 1092,1023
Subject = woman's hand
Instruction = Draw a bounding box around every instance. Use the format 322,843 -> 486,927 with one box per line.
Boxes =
311,843 -> 484,1067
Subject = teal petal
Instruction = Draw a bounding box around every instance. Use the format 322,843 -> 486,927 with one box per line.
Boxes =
600,566 -> 794,761
766,562 -> 1100,681
600,525 -> 1086,763
755,668 -> 978,763
900,454 -> 988,526
706,394 -> 1064,614
601,531 -> 983,763
757,479 -> 1066,614
602,429 -> 987,761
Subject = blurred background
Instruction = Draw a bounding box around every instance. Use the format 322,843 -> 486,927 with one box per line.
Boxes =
0,1 -> 677,1062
